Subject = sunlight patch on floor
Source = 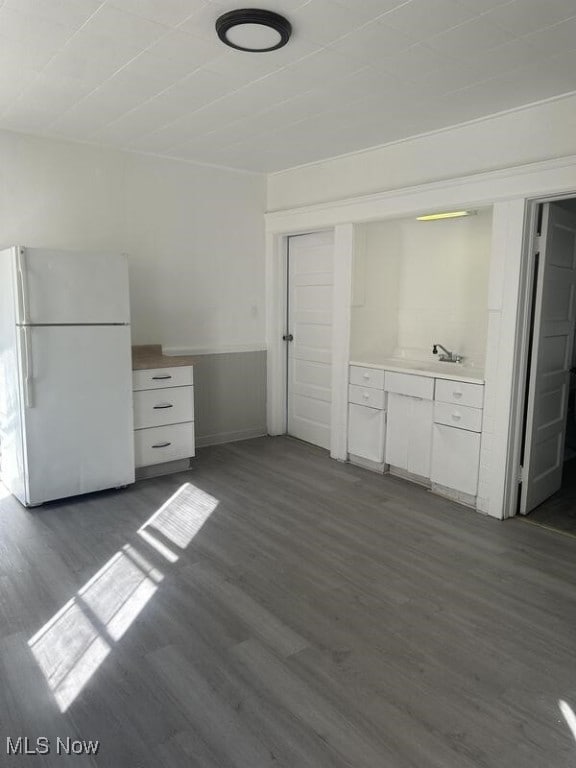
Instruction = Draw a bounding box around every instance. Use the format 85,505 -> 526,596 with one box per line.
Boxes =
29,597 -> 111,712
79,546 -> 162,642
28,482 -> 219,712
559,700 -> 576,743
138,482 -> 219,552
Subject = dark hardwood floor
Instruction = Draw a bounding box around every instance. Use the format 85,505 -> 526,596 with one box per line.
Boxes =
1,436 -> 576,767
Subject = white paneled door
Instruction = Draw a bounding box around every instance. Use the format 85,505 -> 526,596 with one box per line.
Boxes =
521,203 -> 576,514
286,231 -> 334,450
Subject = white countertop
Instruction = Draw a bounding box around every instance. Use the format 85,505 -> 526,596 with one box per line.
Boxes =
350,357 -> 484,384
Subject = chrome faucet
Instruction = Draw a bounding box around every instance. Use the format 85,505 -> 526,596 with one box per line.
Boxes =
432,343 -> 463,363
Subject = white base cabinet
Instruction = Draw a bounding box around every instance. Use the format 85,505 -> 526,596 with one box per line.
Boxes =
347,362 -> 485,509
133,365 -> 195,470
431,380 -> 483,496
385,392 -> 433,478
348,403 -> 385,463
431,424 -> 481,496
347,366 -> 386,467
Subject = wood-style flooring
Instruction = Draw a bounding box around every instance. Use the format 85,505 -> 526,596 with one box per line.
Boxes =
1,436 -> 576,767
524,456 -> 576,536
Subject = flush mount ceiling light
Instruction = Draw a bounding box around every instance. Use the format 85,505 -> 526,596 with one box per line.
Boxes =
416,210 -> 477,221
216,8 -> 292,52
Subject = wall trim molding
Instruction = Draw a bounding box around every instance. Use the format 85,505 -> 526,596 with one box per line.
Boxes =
265,153 -> 576,229
164,344 -> 267,356
196,427 -> 267,448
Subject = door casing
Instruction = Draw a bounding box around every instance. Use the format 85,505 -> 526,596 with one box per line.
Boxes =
266,225 -> 353,461
507,193 -> 576,517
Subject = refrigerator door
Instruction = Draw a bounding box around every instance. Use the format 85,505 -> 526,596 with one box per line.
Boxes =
21,325 -> 135,505
17,247 -> 130,325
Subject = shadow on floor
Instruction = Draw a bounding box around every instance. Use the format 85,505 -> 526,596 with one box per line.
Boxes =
524,456 -> 576,536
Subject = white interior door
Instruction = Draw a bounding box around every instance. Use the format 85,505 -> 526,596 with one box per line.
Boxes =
286,231 -> 334,450
521,203 -> 576,514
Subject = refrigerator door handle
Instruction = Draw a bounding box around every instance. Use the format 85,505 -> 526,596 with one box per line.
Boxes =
20,326 -> 34,408
16,247 -> 30,324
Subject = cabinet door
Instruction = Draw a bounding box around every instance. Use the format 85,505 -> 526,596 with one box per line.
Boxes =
385,393 -> 410,470
409,397 -> 433,478
386,393 -> 433,477
348,403 -> 385,462
431,424 -> 480,495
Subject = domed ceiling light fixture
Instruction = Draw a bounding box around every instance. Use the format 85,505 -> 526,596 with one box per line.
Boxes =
215,8 -> 292,52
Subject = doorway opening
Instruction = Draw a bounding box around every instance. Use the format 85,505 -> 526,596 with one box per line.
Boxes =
517,197 -> 576,533
284,230 -> 334,451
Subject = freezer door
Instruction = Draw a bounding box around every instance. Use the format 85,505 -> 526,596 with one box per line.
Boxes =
21,325 -> 135,505
18,247 -> 130,325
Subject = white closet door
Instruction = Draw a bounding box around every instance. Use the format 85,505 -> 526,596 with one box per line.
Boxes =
287,231 -> 334,450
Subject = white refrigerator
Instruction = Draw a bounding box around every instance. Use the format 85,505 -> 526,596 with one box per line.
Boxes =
0,246 -> 135,506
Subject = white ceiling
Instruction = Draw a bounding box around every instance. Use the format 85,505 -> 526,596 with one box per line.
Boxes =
2,0 -> 576,173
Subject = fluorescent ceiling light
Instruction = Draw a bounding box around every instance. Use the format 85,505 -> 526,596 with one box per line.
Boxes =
416,211 -> 475,221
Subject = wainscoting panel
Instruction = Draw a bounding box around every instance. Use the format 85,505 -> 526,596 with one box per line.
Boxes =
191,350 -> 267,448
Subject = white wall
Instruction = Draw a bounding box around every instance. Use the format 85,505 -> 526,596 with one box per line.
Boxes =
124,154 -> 265,349
268,93 -> 576,211
351,210 -> 492,368
396,210 -> 492,366
350,221 -> 401,361
0,130 -> 266,351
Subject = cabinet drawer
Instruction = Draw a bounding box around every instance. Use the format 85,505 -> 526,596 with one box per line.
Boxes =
348,384 -> 386,410
434,402 -> 482,432
349,365 -> 385,390
431,424 -> 480,496
435,378 -> 483,408
384,371 -> 434,400
134,423 -> 195,468
133,386 -> 194,429
133,366 -> 193,391
348,403 -> 385,463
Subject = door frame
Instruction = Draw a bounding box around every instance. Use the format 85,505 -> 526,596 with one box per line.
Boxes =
266,225 -> 353,460
506,192 -> 576,517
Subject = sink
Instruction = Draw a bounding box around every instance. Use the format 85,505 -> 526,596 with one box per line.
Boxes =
351,357 -> 484,383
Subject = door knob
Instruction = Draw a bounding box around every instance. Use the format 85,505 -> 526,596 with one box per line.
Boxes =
283,333 -> 294,341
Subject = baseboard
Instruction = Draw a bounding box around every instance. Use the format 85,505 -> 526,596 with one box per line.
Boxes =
388,465 -> 431,488
348,454 -> 386,474
430,482 -> 477,508
196,427 -> 267,448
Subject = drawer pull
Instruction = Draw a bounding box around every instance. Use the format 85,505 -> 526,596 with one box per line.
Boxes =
453,391 -> 463,398
152,374 -> 172,380
451,412 -> 462,420
362,392 -> 370,399
153,403 -> 174,409
152,441 -> 172,448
